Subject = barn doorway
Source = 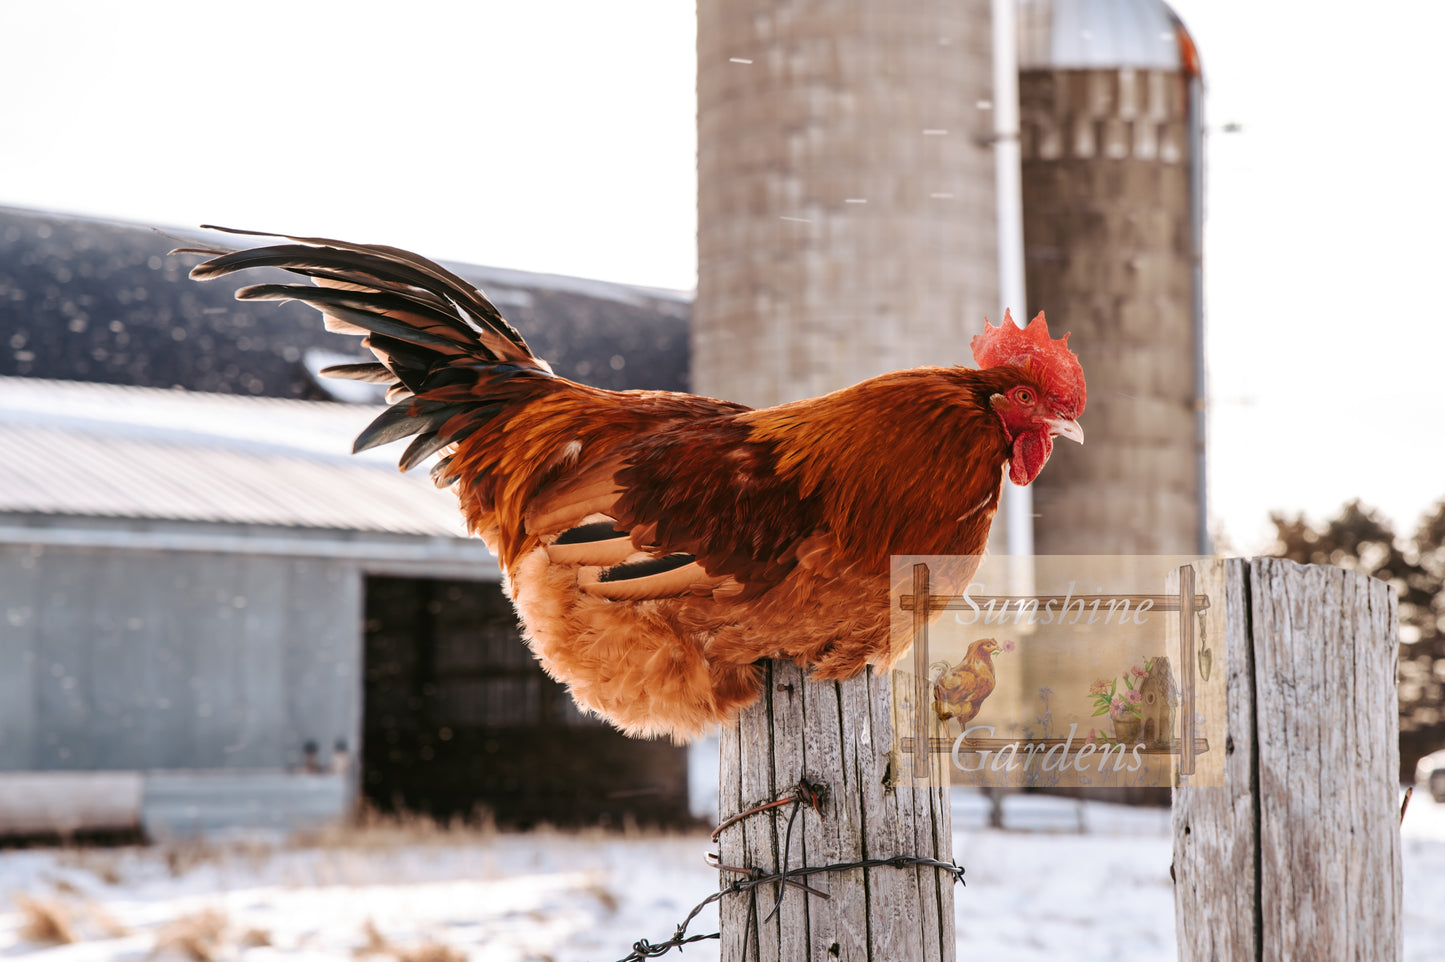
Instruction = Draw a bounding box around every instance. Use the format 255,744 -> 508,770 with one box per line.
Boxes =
360,575 -> 689,827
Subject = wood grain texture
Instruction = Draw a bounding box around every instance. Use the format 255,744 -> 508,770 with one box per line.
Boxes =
719,661 -> 955,961
1172,559 -> 1401,961
1172,558 -> 1259,959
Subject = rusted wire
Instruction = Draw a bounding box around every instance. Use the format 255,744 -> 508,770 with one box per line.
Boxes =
615,778 -> 962,962
706,854 -> 831,898
763,792 -> 806,923
616,854 -> 966,961
710,779 -> 827,842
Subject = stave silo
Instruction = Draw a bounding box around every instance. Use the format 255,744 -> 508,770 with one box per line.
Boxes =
1018,0 -> 1207,554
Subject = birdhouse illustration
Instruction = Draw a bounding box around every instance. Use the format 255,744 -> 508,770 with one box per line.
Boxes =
1139,655 -> 1179,749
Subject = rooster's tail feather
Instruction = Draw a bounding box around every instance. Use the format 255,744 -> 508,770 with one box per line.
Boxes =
182,225 -> 533,360
176,227 -> 556,481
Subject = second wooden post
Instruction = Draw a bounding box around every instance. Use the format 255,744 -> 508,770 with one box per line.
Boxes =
1172,558 -> 1402,959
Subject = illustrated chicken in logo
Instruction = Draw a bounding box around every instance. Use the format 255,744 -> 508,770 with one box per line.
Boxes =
932,638 -> 1006,738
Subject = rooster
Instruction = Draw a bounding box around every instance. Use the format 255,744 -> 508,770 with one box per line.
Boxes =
178,227 -> 1086,740
932,639 -> 1005,739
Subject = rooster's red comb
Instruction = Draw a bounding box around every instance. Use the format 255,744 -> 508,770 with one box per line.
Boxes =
970,310 -> 1086,417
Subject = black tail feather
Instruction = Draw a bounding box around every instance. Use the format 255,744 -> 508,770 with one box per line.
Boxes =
193,225 -> 532,355
353,400 -> 476,454
237,284 -> 475,354
318,362 -> 394,383
397,413 -> 490,473
179,227 -> 557,475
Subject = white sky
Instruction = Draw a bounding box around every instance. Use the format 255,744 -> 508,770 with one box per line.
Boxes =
1,1 -> 1442,552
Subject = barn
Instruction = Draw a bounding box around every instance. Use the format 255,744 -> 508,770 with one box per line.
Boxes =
0,206 -> 695,836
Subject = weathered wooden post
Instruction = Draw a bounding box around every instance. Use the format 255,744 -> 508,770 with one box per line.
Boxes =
1172,558 -> 1402,959
717,660 -> 956,961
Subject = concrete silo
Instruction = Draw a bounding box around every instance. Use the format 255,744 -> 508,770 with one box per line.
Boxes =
1017,0 -> 1207,554
695,0 -> 1206,557
694,1 -> 1000,408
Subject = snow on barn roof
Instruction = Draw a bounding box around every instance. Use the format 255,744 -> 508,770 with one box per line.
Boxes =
0,377 -> 471,538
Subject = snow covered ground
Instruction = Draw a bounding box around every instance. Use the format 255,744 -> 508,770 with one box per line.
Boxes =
0,790 -> 1440,961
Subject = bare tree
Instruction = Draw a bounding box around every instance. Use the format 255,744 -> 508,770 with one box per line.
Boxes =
1271,498 -> 1445,778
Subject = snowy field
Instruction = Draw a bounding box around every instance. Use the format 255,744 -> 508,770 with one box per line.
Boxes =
1,790 -> 1441,961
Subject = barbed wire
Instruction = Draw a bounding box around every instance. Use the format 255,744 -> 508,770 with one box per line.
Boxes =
614,781 -> 964,962
617,854 -> 966,961
710,779 -> 825,842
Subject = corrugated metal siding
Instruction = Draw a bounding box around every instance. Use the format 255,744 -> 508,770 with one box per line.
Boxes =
0,542 -> 363,775
0,377 -> 468,537
0,771 -> 351,839
143,771 -> 350,839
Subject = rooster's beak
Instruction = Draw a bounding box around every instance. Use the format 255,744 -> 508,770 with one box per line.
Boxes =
1047,418 -> 1084,444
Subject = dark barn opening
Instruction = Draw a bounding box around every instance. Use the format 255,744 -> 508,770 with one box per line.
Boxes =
362,576 -> 690,827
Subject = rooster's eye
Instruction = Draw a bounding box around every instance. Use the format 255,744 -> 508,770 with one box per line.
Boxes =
1015,388 -> 1033,404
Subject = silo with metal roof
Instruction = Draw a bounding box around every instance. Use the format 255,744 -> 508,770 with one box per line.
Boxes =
1017,0 -> 1207,554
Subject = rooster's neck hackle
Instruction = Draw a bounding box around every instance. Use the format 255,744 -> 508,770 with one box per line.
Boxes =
743,367 -> 1013,564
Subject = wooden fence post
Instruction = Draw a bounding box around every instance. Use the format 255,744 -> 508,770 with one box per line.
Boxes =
1172,558 -> 1402,959
717,660 -> 956,961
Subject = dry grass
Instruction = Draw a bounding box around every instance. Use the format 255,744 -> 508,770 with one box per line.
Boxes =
87,901 -> 130,939
150,907 -> 229,962
13,889 -> 130,945
301,806 -> 497,854
161,835 -> 276,878
55,847 -> 127,886
14,893 -> 79,945
582,873 -> 621,915
52,807 -> 665,891
394,944 -> 466,962
354,917 -> 465,962
356,917 -> 393,957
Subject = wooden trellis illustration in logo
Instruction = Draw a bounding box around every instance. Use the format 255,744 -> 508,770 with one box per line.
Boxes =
898,561 -> 1213,781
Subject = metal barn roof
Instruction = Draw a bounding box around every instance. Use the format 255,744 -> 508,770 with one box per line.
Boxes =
0,206 -> 692,399
0,377 -> 470,538
1018,0 -> 1194,71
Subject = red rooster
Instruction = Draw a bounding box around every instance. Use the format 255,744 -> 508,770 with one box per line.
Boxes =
179,228 -> 1085,740
932,639 -> 1004,738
